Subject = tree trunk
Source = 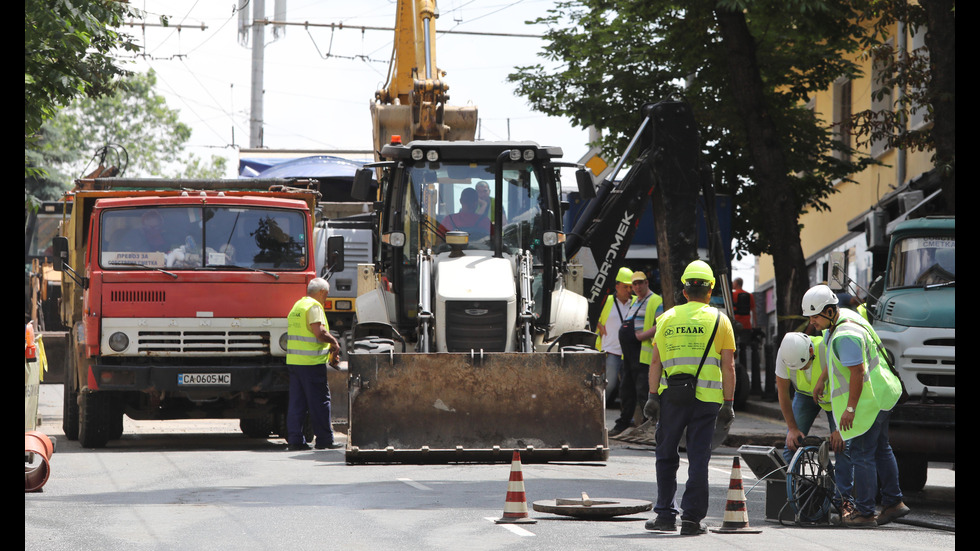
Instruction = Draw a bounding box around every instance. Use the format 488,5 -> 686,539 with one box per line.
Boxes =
714,8 -> 811,335
920,0 -> 955,214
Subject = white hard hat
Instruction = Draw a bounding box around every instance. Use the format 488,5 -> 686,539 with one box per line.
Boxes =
801,284 -> 839,317
778,332 -> 813,370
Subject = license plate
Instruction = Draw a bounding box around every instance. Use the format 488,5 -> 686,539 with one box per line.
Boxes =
177,373 -> 231,386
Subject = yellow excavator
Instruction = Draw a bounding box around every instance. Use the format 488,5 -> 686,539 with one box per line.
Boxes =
370,0 -> 478,155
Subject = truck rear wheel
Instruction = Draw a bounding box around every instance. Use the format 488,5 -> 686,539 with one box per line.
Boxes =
62,369 -> 79,441
240,415 -> 277,438
79,391 -> 119,448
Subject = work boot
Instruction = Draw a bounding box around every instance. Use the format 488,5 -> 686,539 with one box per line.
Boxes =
644,516 -> 676,532
679,520 -> 707,535
842,509 -> 877,529
877,502 -> 910,526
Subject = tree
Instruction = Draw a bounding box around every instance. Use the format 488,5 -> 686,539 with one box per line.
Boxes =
42,70 -> 227,181
509,0 -> 878,333
25,0 -> 139,140
850,0 -> 954,214
27,70 -> 228,204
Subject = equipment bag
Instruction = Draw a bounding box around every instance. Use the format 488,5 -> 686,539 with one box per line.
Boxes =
618,295 -> 650,362
662,312 -> 720,406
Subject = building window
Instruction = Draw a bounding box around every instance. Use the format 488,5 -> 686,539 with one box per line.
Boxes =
833,78 -> 852,162
870,38 -> 895,158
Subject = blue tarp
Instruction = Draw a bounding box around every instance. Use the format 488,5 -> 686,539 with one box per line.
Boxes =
239,155 -> 370,179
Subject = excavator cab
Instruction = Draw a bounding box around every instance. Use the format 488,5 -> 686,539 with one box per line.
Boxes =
346,140 -> 608,464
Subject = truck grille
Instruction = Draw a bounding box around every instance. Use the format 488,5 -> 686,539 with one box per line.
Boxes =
110,290 -> 166,303
444,301 -> 507,352
136,330 -> 270,355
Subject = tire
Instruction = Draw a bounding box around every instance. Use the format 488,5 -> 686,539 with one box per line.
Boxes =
896,454 -> 928,493
79,391 -> 116,448
240,416 -> 276,438
352,337 -> 395,354
62,369 -> 79,441
274,411 -> 314,442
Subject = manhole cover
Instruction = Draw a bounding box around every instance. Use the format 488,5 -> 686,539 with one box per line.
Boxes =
532,493 -> 652,519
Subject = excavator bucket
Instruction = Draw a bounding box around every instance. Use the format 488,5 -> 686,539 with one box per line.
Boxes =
345,351 -> 609,464
371,103 -> 478,154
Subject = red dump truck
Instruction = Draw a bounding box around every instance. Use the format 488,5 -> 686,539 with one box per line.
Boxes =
53,178 -> 323,448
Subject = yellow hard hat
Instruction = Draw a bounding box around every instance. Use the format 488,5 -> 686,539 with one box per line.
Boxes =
615,267 -> 634,284
681,259 -> 715,287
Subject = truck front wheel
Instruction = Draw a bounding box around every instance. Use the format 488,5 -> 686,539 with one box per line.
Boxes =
79,391 -> 119,448
62,357 -> 79,441
896,454 -> 928,493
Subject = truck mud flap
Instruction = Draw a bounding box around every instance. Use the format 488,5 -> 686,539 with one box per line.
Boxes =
346,351 -> 608,464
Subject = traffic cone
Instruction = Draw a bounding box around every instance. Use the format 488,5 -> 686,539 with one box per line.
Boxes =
495,450 -> 537,524
710,457 -> 762,534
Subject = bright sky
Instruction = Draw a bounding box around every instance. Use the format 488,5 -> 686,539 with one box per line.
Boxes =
123,0 -> 590,175
122,0 -> 755,290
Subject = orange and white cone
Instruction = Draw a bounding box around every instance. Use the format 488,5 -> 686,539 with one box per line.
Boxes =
495,450 -> 537,524
710,457 -> 762,534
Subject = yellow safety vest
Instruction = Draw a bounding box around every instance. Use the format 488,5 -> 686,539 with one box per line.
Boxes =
637,292 -> 664,365
286,296 -> 331,365
793,335 -> 832,412
655,302 -> 725,404
824,309 -> 903,440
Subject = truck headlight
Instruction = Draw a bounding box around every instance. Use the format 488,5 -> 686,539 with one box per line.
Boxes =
279,332 -> 289,352
108,332 -> 129,352
523,149 -> 535,161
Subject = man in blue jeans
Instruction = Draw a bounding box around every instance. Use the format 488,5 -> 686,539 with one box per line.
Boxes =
804,284 -> 909,528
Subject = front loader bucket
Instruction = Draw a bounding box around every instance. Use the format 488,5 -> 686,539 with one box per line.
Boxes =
346,351 -> 608,464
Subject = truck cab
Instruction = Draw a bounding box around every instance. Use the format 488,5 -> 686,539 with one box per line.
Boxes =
869,215 -> 955,491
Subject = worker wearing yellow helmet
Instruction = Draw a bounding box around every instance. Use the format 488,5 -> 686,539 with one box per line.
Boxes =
595,267 -> 634,408
642,259 -> 735,535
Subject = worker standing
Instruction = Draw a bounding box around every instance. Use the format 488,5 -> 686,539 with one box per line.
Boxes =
285,277 -> 343,451
609,271 -> 662,437
595,267 -> 634,408
732,277 -> 761,394
643,260 -> 736,535
804,284 -> 909,528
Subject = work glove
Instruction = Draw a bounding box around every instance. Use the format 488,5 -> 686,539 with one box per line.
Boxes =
643,393 -> 661,424
716,400 -> 735,432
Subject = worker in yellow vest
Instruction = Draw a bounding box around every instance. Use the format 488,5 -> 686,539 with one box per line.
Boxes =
642,260 -> 735,536
286,277 -> 343,451
609,270 -> 663,436
803,284 -> 909,528
775,332 -> 836,462
595,267 -> 634,408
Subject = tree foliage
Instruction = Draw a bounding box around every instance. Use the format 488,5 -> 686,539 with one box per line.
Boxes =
509,0 -> 877,260
25,0 -> 140,140
26,70 -> 228,205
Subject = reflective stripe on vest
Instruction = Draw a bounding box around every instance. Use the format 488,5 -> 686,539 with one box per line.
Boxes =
639,293 -> 663,364
286,296 -> 330,365
655,303 -> 724,404
825,309 -> 901,439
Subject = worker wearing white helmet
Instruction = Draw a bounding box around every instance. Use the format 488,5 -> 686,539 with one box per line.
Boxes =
803,284 -> 908,528
774,332 -> 835,464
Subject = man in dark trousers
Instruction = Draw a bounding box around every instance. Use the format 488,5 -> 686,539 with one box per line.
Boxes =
285,277 -> 343,451
643,260 -> 736,535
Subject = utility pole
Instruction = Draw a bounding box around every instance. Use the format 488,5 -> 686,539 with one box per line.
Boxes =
249,0 -> 266,148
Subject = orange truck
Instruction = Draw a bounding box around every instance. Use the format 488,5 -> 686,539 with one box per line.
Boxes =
52,178 -> 328,448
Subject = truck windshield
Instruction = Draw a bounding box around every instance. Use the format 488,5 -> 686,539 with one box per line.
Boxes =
887,235 -> 955,289
100,206 -> 307,270
403,161 -> 545,260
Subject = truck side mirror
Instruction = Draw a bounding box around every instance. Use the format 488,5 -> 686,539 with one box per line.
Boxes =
52,236 -> 68,272
351,168 -> 374,201
326,235 -> 344,273
575,168 -> 596,200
